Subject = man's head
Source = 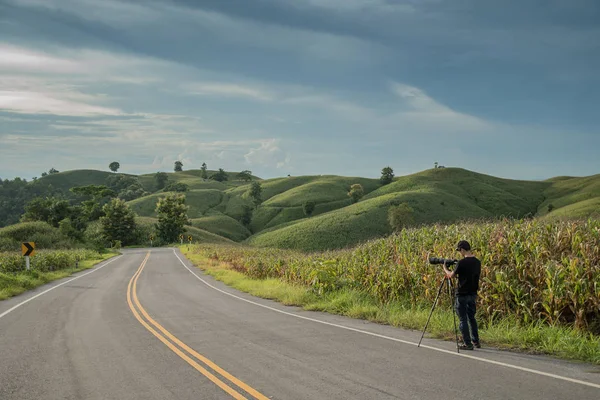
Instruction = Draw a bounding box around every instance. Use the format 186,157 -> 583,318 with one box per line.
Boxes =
456,240 -> 472,257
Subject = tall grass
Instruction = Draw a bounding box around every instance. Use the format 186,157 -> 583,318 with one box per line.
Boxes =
0,249 -> 112,300
190,218 -> 600,335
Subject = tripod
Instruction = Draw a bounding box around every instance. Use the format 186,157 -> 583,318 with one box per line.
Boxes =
417,275 -> 461,353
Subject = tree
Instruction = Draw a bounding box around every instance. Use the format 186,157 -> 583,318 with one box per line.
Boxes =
210,168 -> 228,182
100,198 -> 137,246
41,172 -> 48,177
154,172 -> 169,190
201,163 -> 208,179
547,203 -> 555,213
21,197 -> 71,227
174,161 -> 183,172
303,200 -> 316,216
348,183 -> 364,203
388,202 -> 415,232
70,185 -> 116,221
155,194 -> 190,243
239,205 -> 253,227
237,170 -> 253,182
49,168 -> 59,175
109,161 -> 120,173
164,182 -> 189,192
380,166 -> 394,185
434,161 -> 439,169
248,181 -> 262,206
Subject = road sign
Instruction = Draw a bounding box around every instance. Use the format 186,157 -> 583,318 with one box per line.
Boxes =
21,242 -> 35,257
150,235 -> 154,241
188,235 -> 192,242
179,234 -> 184,239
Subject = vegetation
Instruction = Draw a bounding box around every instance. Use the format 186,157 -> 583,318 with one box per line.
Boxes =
237,170 -> 253,182
201,163 -> 208,179
155,194 -> 190,244
0,250 -> 115,300
302,200 -> 316,216
100,198 -> 137,246
154,172 -> 169,190
388,202 -> 415,231
348,183 -> 364,203
380,166 -> 394,185
174,161 -> 184,172
248,181 -> 263,206
109,161 -> 120,173
211,168 -> 229,182
181,251 -> 600,364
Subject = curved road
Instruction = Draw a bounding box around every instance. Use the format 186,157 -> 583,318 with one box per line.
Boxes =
1,248 -> 599,399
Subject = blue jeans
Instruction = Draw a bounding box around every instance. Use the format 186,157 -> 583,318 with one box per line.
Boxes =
455,295 -> 479,345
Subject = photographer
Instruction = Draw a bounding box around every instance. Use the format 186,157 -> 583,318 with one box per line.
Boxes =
443,240 -> 481,350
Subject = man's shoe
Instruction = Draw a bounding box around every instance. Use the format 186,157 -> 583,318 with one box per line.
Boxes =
459,343 -> 474,350
473,341 -> 481,348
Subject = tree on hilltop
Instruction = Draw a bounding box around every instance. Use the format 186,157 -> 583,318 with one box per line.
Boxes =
174,161 -> 183,172
201,162 -> 208,179
210,168 -> 228,182
237,170 -> 253,182
109,161 -> 120,173
380,166 -> 394,185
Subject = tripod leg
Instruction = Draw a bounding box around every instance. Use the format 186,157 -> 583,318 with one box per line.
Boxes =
448,279 -> 460,353
418,278 -> 446,347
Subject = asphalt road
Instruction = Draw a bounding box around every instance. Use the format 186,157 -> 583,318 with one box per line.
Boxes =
1,248 -> 599,400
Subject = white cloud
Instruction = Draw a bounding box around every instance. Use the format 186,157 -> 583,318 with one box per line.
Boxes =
0,91 -> 121,116
244,139 -> 290,169
387,82 -> 490,132
186,82 -> 273,101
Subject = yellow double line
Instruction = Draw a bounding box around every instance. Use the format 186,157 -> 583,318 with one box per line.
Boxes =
126,252 -> 269,400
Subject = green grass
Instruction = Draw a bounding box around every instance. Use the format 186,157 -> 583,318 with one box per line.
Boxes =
246,189 -> 493,251
0,252 -> 117,300
539,174 -> 600,217
190,215 -> 251,242
181,249 -> 600,364
134,216 -> 235,245
127,189 -> 224,218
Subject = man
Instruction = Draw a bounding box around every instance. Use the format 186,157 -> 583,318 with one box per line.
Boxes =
443,240 -> 481,350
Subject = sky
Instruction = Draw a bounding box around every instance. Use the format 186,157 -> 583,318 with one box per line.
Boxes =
1,0 -> 599,181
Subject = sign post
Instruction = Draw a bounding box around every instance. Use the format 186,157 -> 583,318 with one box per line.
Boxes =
180,234 -> 184,245
150,235 -> 154,247
21,242 -> 35,270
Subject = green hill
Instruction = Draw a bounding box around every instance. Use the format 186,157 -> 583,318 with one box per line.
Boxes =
35,169 -> 114,192
2,166 -> 600,251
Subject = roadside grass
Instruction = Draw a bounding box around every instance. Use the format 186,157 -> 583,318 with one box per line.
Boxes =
0,253 -> 117,301
182,249 -> 600,365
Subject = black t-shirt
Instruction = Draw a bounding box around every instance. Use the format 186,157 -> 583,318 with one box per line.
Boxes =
454,256 -> 481,295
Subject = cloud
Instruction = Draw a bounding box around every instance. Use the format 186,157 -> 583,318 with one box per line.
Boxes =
244,139 -> 290,169
0,91 -> 121,116
186,82 -> 273,101
387,82 -> 490,132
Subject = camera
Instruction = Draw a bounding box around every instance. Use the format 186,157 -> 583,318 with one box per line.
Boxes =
429,257 -> 458,266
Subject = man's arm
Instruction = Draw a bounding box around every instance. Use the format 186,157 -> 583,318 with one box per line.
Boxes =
443,261 -> 456,279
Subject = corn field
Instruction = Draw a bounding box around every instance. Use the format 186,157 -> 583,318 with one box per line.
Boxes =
0,249 -> 102,273
191,218 -> 600,334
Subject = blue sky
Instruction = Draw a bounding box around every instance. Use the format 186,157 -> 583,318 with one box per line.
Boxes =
1,0 -> 599,181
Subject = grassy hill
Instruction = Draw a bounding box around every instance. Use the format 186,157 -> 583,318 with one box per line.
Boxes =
3,166 -> 600,250
35,169 -> 114,192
